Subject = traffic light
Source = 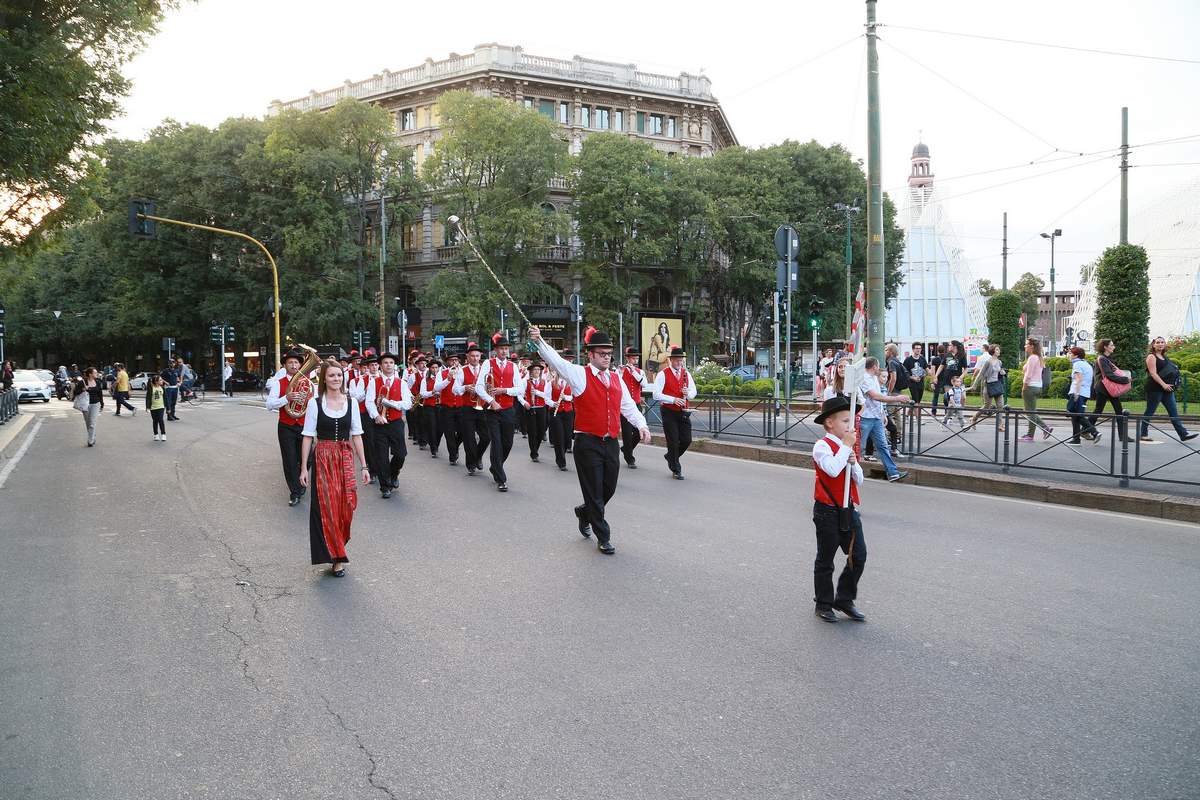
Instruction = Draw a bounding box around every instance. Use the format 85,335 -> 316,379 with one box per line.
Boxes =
808,298 -> 824,330
128,199 -> 156,238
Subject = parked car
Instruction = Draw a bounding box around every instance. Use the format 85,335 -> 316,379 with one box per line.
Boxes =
730,365 -> 760,382
129,372 -> 153,390
203,370 -> 262,392
12,370 -> 52,402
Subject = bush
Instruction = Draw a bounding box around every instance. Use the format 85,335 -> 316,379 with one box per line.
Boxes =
1176,354 -> 1200,374
743,378 -> 775,397
987,291 -> 1023,371
1048,375 -> 1071,399
1095,244 -> 1150,374
693,358 -> 728,383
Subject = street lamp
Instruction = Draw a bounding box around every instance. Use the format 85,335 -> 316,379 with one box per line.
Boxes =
1040,228 -> 1063,354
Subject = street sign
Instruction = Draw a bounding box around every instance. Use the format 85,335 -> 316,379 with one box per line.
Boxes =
396,311 -> 407,330
162,336 -> 175,351
1018,313 -> 1027,329
774,225 -> 799,261
388,335 -> 400,354
434,334 -> 445,351
568,293 -> 582,314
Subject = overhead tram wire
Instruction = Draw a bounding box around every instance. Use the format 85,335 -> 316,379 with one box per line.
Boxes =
932,153 -> 1118,205
882,24 -> 1200,66
1009,173 -> 1120,254
724,34 -> 863,100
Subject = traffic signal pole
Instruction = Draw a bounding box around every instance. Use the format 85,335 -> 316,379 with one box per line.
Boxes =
136,212 -> 282,369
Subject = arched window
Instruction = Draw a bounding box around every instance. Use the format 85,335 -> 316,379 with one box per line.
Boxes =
640,285 -> 672,310
541,202 -> 561,246
536,282 -> 564,305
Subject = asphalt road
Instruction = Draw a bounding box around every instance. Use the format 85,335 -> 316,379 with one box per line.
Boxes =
652,399 -> 1200,498
1,398 -> 1198,799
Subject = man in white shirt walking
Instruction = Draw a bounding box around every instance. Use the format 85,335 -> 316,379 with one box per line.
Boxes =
651,347 -> 697,479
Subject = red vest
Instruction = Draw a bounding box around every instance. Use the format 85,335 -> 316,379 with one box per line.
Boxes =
551,381 -> 573,413
574,368 -> 622,438
814,436 -> 860,507
356,373 -> 375,414
525,378 -> 547,408
660,366 -> 690,411
463,364 -> 483,409
277,374 -> 305,426
619,365 -> 644,400
439,369 -> 460,407
488,359 -> 515,410
423,370 -> 440,406
379,374 -> 405,422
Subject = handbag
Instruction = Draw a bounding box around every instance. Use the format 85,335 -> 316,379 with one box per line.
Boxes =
73,388 -> 90,412
1101,369 -> 1132,398
986,379 -> 1006,398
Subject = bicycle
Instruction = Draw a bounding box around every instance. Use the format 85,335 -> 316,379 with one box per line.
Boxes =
180,382 -> 206,406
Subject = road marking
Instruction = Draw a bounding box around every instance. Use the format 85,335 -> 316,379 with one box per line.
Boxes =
0,418 -> 43,490
681,445 -> 1200,532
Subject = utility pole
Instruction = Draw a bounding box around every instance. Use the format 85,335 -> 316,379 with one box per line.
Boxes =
865,0 -> 886,361
1119,107 -> 1129,244
835,202 -> 861,339
1001,212 -> 1009,290
379,163 -> 389,350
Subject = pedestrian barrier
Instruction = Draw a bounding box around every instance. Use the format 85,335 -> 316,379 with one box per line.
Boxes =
0,389 -> 18,424
642,393 -> 1199,491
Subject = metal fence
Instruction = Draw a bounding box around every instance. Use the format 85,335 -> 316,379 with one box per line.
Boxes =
0,389 -> 19,424
643,394 -> 1199,490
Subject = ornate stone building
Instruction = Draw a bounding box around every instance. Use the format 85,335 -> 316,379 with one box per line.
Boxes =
269,43 -> 738,351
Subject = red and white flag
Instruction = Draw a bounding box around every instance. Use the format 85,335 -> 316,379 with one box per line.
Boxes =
846,283 -> 866,354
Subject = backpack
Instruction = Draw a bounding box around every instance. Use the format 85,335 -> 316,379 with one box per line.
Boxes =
1041,364 -> 1053,389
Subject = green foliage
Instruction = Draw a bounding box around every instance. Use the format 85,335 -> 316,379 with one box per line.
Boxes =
1047,375 -> 1071,399
1010,272 -> 1044,321
1,1 -> 177,247
1094,244 -> 1150,374
986,291 -> 1022,369
974,278 -> 996,298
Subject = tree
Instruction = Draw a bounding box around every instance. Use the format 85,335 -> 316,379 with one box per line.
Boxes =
1094,243 -> 1150,373
974,278 -> 996,297
0,0 -> 177,247
421,91 -> 568,334
1010,271 -> 1044,321
986,291 -> 1022,369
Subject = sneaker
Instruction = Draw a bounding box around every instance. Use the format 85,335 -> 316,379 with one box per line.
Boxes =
1066,440 -> 1082,446
1018,435 -> 1035,443
1042,427 -> 1054,440
887,471 -> 909,482
1092,433 -> 1103,445
1182,432 -> 1198,442
1139,435 -> 1155,443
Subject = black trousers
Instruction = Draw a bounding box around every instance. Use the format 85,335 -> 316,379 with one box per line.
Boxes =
485,406 -> 516,483
620,415 -> 641,464
661,408 -> 693,473
372,417 -> 407,489
526,406 -> 548,457
438,406 -> 461,462
358,412 -> 377,477
424,403 -> 442,454
277,422 -> 304,499
165,387 -> 179,418
1088,394 -> 1128,442
456,408 -> 483,468
812,502 -> 866,609
409,405 -> 425,444
573,434 -> 620,544
466,408 -> 489,468
517,404 -> 527,435
549,410 -> 574,468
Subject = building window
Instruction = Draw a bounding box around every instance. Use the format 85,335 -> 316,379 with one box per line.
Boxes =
667,116 -> 677,138
614,110 -> 624,131
541,202 -> 560,245
559,102 -> 570,124
443,220 -> 458,247
396,285 -> 417,310
400,109 -> 415,131
595,108 -> 609,130
523,97 -> 534,110
636,112 -> 646,133
640,285 -> 673,310
649,114 -> 664,135
538,99 -> 554,118
579,105 -> 590,128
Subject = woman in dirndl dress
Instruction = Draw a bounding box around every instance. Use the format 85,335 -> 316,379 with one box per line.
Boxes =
299,359 -> 371,577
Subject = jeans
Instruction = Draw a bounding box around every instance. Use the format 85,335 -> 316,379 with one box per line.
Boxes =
1139,390 -> 1190,439
1067,395 -> 1097,442
82,402 -> 101,445
114,391 -> 136,414
859,416 -> 899,477
165,387 -> 179,418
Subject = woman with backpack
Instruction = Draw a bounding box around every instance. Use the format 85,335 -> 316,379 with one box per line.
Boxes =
1138,336 -> 1197,443
1018,338 -> 1053,442
1087,339 -> 1132,443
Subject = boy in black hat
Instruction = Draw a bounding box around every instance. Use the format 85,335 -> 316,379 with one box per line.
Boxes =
811,395 -> 867,623
474,332 -> 526,491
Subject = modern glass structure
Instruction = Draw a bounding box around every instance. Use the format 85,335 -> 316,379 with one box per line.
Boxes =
884,142 -> 989,355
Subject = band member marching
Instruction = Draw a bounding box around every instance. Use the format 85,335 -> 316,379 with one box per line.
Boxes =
530,325 -> 651,555
437,352 -> 464,466
474,332 -> 526,492
547,366 -> 575,472
298,359 -> 371,578
349,353 -> 380,483
516,355 -> 532,438
419,356 -> 444,458
652,346 -> 696,480
617,346 -> 652,468
407,354 -> 427,449
520,360 -> 551,462
265,346 -> 318,507
454,342 -> 488,476
365,352 -> 413,499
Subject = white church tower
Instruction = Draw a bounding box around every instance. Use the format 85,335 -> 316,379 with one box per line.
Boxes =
885,141 -> 989,353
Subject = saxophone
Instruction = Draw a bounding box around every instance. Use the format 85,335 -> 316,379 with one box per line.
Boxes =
284,344 -> 320,419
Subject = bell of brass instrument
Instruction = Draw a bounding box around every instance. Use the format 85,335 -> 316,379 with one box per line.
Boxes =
484,370 -> 496,407
284,344 -> 320,419
374,375 -> 387,418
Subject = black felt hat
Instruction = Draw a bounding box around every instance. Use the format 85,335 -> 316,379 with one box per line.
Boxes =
465,341 -> 483,355
491,331 -> 510,348
583,327 -> 613,350
624,346 -> 639,357
668,346 -> 686,359
814,394 -> 853,426
283,349 -> 304,365
378,352 -> 400,363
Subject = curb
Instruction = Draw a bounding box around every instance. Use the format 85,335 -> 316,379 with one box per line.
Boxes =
0,413 -> 34,459
650,433 -> 1200,524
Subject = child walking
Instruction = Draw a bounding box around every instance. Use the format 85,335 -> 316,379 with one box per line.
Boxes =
811,395 -> 867,623
945,376 -> 966,428
146,374 -> 167,441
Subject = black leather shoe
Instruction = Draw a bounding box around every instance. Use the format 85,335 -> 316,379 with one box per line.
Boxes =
814,607 -> 838,623
449,459 -> 457,465
558,464 -> 568,472
497,483 -> 508,492
331,567 -> 346,578
597,540 -> 615,555
530,455 -> 539,462
381,488 -> 392,499
298,487 -> 307,497
467,467 -> 476,476
626,462 -> 637,469
430,451 -> 438,458
672,471 -> 684,480
288,495 -> 300,507
575,508 -> 591,537
833,602 -> 866,622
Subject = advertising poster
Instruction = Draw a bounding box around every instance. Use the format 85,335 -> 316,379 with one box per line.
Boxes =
637,312 -> 686,382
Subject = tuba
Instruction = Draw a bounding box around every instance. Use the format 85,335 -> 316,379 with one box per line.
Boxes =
284,344 -> 320,419
375,377 -> 387,418
485,370 -> 495,408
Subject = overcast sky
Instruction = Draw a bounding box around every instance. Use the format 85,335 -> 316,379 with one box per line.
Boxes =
108,0 -> 1200,291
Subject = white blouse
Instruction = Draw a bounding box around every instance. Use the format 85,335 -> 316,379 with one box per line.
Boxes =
300,396 -> 364,438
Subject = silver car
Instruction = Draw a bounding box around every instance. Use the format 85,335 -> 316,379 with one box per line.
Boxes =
12,370 -> 52,402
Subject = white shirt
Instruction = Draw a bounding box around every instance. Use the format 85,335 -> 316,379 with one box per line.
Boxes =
651,365 -> 697,406
859,373 -> 886,419
519,378 -> 553,407
300,396 -> 363,437
535,339 -> 649,431
812,433 -> 864,487
618,364 -> 652,395
474,357 -> 527,406
222,364 -> 233,380
365,371 -> 413,420
265,369 -> 303,411
419,368 -> 450,398
452,364 -> 476,396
